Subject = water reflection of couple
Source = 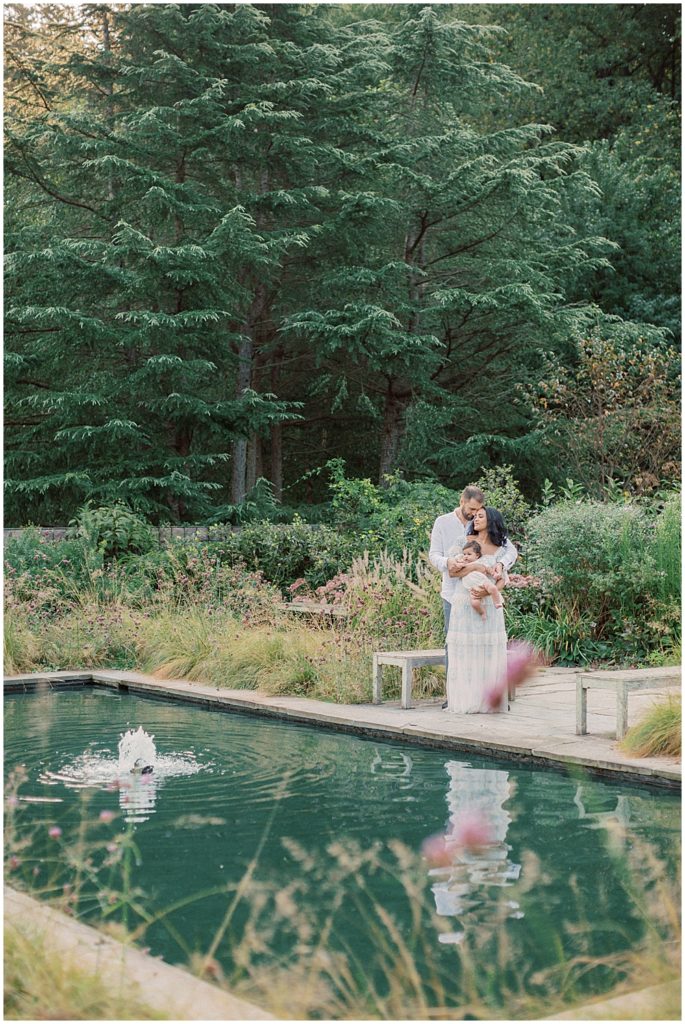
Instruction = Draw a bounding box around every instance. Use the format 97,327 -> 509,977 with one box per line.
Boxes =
430,487 -> 518,714
430,762 -> 521,943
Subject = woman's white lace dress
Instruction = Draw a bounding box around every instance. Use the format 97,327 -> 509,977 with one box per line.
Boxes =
446,546 -> 508,714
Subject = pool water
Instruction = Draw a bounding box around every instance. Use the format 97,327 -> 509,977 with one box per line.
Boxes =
4,688 -> 681,1013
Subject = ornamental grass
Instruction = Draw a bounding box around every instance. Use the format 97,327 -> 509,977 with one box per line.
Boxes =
620,697 -> 681,758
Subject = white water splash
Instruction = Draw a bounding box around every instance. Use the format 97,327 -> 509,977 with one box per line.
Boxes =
40,727 -> 207,824
118,726 -> 157,773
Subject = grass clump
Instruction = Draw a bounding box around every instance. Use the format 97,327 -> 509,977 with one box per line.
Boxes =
3,609 -> 39,676
620,697 -> 681,757
4,924 -> 166,1020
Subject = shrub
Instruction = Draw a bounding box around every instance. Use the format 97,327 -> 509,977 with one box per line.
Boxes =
473,464 -> 532,544
525,501 -> 652,636
650,492 -> 681,603
367,477 -> 461,561
204,519 -> 365,592
4,529 -> 94,588
68,502 -> 157,561
620,697 -> 681,757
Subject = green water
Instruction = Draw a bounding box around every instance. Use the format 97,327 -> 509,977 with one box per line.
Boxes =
4,688 -> 681,1013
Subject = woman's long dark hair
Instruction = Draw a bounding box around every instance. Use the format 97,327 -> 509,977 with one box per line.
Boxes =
466,506 -> 508,548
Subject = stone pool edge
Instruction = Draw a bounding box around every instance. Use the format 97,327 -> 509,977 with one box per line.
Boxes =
5,668 -> 680,789
4,886 -> 273,1020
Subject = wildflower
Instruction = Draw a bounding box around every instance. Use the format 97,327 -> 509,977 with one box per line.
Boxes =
485,641 -> 541,710
451,810 -> 493,851
99,809 -> 115,823
506,640 -> 541,689
48,826 -> 62,838
8,856 -> 21,871
421,833 -> 453,868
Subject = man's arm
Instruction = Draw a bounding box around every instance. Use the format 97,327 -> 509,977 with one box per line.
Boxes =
500,537 -> 518,570
428,519 -> 449,573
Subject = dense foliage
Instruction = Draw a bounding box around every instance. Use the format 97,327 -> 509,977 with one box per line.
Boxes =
5,486 -> 680,675
4,3 -> 680,525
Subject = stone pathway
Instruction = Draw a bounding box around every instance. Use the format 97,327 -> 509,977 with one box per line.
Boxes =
5,665 -> 681,786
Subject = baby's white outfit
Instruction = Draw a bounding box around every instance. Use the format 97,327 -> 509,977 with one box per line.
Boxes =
461,567 -> 493,594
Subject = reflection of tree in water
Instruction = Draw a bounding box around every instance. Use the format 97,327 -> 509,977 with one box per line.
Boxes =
430,762 -> 522,945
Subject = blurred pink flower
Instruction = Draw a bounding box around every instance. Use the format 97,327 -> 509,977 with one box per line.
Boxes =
484,680 -> 507,711
99,810 -> 115,823
507,640 -> 541,689
451,810 -> 493,851
486,641 -> 541,710
48,826 -> 62,839
421,833 -> 453,867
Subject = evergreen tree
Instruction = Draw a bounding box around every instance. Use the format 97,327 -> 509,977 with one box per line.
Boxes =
284,8 -> 612,484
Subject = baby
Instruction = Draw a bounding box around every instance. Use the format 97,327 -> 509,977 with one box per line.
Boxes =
452,540 -> 504,618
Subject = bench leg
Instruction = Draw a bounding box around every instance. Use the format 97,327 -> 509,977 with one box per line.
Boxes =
400,662 -> 412,710
576,677 -> 587,735
372,656 -> 382,704
616,686 -> 629,740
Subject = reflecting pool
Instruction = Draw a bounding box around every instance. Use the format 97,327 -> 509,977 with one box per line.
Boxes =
4,688 -> 680,1014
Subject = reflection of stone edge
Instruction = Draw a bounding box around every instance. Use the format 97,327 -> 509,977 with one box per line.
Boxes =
5,886 -> 274,1020
3,670 -> 680,789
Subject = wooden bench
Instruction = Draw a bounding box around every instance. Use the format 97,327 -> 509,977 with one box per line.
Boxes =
576,666 -> 681,740
372,649 -> 446,709
373,648 -> 519,710
278,601 -> 347,618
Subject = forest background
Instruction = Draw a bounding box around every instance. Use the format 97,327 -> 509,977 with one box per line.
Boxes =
3,3 -> 681,674
4,2 -> 681,523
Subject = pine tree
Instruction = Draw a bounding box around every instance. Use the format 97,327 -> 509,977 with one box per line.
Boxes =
5,4 -> 303,522
284,8 -> 613,484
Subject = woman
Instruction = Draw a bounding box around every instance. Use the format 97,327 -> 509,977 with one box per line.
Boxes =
445,506 -> 509,714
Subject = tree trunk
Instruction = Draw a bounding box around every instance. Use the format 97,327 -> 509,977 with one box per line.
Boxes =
246,433 -> 263,491
230,284 -> 266,504
270,424 -> 283,501
378,387 -> 408,484
269,345 -> 284,500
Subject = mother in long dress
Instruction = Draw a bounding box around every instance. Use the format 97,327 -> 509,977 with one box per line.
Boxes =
446,506 -> 509,714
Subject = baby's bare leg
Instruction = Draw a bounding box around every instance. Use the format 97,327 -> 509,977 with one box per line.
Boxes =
485,580 -> 503,608
469,593 -> 487,619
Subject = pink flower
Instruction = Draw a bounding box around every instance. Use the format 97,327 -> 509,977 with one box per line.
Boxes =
506,641 -> 541,689
48,826 -> 62,839
421,833 -> 453,867
484,680 -> 507,711
486,641 -> 541,710
8,856 -> 20,871
99,810 -> 115,823
450,810 -> 493,851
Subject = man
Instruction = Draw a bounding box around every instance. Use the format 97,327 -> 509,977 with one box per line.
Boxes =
429,485 -> 518,706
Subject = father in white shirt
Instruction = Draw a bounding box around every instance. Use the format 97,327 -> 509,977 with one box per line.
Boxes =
429,485 -> 518,705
